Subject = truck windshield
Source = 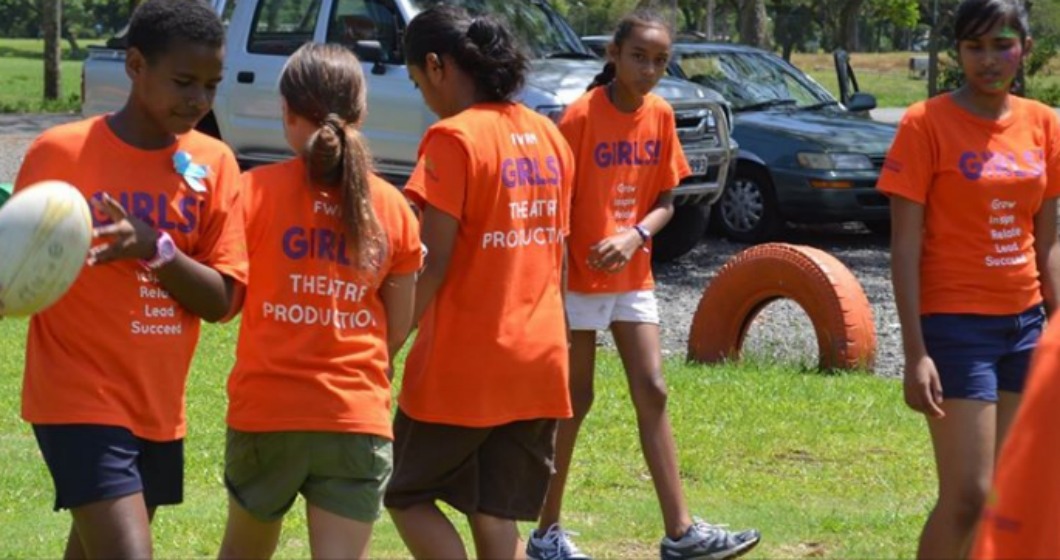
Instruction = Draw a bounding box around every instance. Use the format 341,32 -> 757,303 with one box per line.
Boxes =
408,0 -> 592,59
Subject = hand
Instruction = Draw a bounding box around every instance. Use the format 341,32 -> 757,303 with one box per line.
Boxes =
903,354 -> 945,418
588,230 -> 643,273
88,194 -> 159,266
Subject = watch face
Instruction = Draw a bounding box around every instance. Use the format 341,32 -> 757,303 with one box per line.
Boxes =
158,235 -> 177,260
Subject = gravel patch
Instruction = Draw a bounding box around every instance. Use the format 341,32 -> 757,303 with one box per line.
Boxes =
0,113 -> 904,377
0,113 -> 79,183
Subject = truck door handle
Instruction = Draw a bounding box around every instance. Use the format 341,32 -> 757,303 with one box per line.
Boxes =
237,71 -> 255,84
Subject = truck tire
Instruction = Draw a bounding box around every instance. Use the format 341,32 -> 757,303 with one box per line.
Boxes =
652,203 -> 710,263
687,243 -> 876,371
713,163 -> 782,244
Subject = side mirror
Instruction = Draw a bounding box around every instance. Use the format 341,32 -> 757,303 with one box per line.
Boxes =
352,40 -> 388,75
846,92 -> 877,112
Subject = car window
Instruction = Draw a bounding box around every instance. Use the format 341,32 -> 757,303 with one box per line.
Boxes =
326,0 -> 402,62
248,0 -> 322,56
677,50 -> 832,110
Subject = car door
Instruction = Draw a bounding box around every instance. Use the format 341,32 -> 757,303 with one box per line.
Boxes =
323,0 -> 435,182
217,0 -> 326,162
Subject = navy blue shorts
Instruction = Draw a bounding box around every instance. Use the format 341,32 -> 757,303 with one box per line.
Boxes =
32,424 -> 183,511
921,305 -> 1046,402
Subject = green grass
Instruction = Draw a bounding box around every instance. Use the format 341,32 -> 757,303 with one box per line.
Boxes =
0,317 -> 934,558
0,38 -> 101,114
795,51 -> 1060,107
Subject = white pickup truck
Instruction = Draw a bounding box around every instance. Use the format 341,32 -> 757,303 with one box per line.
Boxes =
82,0 -> 735,261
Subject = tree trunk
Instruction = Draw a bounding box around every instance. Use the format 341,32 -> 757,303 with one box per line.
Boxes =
706,0 -> 715,39
62,21 -> 81,59
738,0 -> 768,48
927,22 -> 940,97
838,0 -> 864,51
42,0 -> 61,101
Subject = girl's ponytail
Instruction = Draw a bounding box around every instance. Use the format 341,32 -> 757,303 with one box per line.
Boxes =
587,62 -> 616,91
283,44 -> 384,269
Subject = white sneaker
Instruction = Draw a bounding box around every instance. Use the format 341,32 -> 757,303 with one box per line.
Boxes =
526,523 -> 591,560
660,518 -> 761,560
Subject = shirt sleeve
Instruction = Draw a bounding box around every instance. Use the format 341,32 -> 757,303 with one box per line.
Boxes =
386,192 -> 424,276
402,130 -> 468,221
187,148 -> 248,285
1045,109 -> 1060,199
558,105 -> 586,205
14,133 -> 67,192
877,108 -> 934,204
658,108 -> 690,194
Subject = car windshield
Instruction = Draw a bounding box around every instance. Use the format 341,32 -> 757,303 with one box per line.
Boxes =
675,50 -> 834,111
408,0 -> 591,59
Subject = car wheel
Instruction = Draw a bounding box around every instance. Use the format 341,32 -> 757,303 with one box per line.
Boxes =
652,203 -> 711,262
863,219 -> 891,237
714,164 -> 781,243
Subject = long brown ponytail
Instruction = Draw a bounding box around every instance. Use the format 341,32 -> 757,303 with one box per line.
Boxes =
280,43 -> 383,268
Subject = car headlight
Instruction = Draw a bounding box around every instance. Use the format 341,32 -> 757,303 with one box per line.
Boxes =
535,105 -> 566,123
797,152 -> 874,170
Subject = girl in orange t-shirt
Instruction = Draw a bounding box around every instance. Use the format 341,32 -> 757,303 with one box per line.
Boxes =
527,11 -> 760,560
217,44 -> 421,559
877,0 -> 1060,557
383,5 -> 574,559
11,1 -> 246,557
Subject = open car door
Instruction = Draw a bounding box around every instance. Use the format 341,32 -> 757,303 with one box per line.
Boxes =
833,49 -> 877,116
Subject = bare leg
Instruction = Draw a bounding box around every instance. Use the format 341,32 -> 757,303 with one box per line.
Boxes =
611,321 -> 692,540
917,399 -> 996,560
68,493 -> 153,559
307,503 -> 374,559
389,503 -> 468,560
536,330 -> 597,532
217,496 -> 283,560
469,512 -> 524,559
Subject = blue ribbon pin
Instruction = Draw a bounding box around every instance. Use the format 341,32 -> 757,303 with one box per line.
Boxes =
173,151 -> 209,193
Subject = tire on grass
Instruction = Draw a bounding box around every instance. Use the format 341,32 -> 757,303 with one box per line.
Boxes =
687,243 -> 876,371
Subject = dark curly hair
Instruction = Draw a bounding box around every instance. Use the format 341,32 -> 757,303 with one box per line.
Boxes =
404,4 -> 529,102
128,0 -> 225,62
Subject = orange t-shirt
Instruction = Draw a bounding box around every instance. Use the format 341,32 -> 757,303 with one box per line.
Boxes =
401,102 -> 574,427
972,317 -> 1060,559
560,88 -> 690,293
14,116 -> 247,441
227,158 -> 421,438
877,95 -> 1060,315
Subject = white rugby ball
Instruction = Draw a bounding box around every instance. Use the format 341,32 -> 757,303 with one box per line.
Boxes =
0,181 -> 93,317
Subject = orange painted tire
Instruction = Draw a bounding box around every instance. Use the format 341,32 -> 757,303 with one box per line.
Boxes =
687,243 -> 876,371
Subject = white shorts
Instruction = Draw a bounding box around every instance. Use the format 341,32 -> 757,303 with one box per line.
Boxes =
565,290 -> 660,331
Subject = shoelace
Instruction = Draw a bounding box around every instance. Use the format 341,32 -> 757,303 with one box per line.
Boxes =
542,527 -> 585,557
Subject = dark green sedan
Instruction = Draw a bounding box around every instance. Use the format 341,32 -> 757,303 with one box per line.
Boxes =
583,36 -> 898,243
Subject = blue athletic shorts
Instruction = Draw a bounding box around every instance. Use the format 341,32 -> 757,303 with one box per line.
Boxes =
921,305 -> 1046,402
32,424 -> 183,511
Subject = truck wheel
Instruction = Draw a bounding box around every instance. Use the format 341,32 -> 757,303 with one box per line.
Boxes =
652,203 -> 710,263
714,164 -> 782,244
688,243 -> 876,371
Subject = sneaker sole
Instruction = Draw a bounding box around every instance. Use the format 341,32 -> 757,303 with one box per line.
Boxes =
673,536 -> 761,560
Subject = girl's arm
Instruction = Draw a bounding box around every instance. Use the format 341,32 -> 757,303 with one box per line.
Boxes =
891,195 -> 944,418
1034,197 -> 1060,316
590,191 -> 675,272
380,272 -> 417,379
410,205 -> 459,328
90,194 -> 236,323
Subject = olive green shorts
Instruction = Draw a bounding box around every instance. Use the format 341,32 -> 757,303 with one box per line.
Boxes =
225,430 -> 392,523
